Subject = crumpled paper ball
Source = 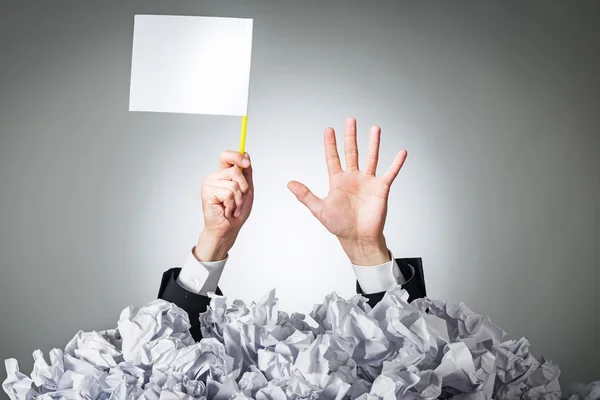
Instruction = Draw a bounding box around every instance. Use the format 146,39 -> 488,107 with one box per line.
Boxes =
3,286 -> 598,400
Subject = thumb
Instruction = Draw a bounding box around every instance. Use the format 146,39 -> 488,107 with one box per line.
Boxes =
287,180 -> 322,218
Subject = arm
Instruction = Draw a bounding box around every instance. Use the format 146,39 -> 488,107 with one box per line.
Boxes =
157,267 -> 222,342
288,117 -> 425,307
157,246 -> 227,341
158,151 -> 254,341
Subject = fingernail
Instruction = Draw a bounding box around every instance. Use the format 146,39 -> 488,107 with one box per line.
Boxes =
242,159 -> 250,167
235,209 -> 241,217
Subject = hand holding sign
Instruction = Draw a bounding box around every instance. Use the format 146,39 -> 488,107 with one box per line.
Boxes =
128,14 -> 255,261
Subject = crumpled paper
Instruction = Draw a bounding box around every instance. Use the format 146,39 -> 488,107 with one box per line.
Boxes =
3,286 -> 598,400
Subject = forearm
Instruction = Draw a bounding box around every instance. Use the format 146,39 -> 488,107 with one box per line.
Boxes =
194,229 -> 237,262
342,235 -> 409,295
339,234 -> 391,266
157,231 -> 234,342
175,230 -> 235,295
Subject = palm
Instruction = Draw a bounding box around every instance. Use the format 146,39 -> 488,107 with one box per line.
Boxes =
319,173 -> 387,240
288,118 -> 407,245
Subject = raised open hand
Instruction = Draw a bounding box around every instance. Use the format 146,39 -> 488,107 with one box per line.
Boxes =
288,118 -> 407,265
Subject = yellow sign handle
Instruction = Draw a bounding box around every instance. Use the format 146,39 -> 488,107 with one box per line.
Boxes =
239,115 -> 248,154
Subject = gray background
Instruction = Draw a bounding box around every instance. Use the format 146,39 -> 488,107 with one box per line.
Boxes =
1,0 -> 599,394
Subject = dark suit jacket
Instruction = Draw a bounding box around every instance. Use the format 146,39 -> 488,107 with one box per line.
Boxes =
158,258 -> 426,341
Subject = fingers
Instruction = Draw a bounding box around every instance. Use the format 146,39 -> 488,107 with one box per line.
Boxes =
381,149 -> 408,188
344,117 -> 359,171
219,150 -> 253,195
324,127 -> 342,176
203,179 -> 244,217
215,187 -> 237,218
287,180 -> 323,219
240,153 -> 253,188
219,150 -> 250,170
364,125 -> 381,176
203,155 -> 253,218
212,165 -> 250,194
202,183 -> 237,218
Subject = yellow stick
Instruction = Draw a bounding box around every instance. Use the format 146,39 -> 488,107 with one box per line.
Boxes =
239,115 -> 248,154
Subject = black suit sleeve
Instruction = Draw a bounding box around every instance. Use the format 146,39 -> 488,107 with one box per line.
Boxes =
160,258 -> 426,341
356,258 -> 427,308
157,267 -> 222,342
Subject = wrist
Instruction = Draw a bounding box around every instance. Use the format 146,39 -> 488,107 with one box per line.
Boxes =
340,235 -> 391,266
194,230 -> 237,262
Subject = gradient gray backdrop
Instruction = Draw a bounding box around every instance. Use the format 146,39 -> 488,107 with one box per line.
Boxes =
1,0 -> 599,394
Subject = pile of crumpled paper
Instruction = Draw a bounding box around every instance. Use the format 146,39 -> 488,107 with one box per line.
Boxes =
3,286 -> 599,400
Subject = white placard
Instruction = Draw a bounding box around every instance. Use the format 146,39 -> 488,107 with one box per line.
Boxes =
129,14 -> 253,116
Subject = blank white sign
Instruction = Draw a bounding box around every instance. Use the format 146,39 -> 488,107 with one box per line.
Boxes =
129,15 -> 253,116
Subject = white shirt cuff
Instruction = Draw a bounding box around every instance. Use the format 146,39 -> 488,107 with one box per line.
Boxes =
351,250 -> 406,294
176,248 -> 227,296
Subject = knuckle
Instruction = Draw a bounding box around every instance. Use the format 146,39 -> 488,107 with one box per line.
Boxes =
209,171 -> 223,180
235,176 -> 249,191
231,166 -> 244,178
228,180 -> 240,191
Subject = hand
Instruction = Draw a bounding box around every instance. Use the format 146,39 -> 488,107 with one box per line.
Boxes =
195,150 -> 254,261
288,117 -> 407,265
